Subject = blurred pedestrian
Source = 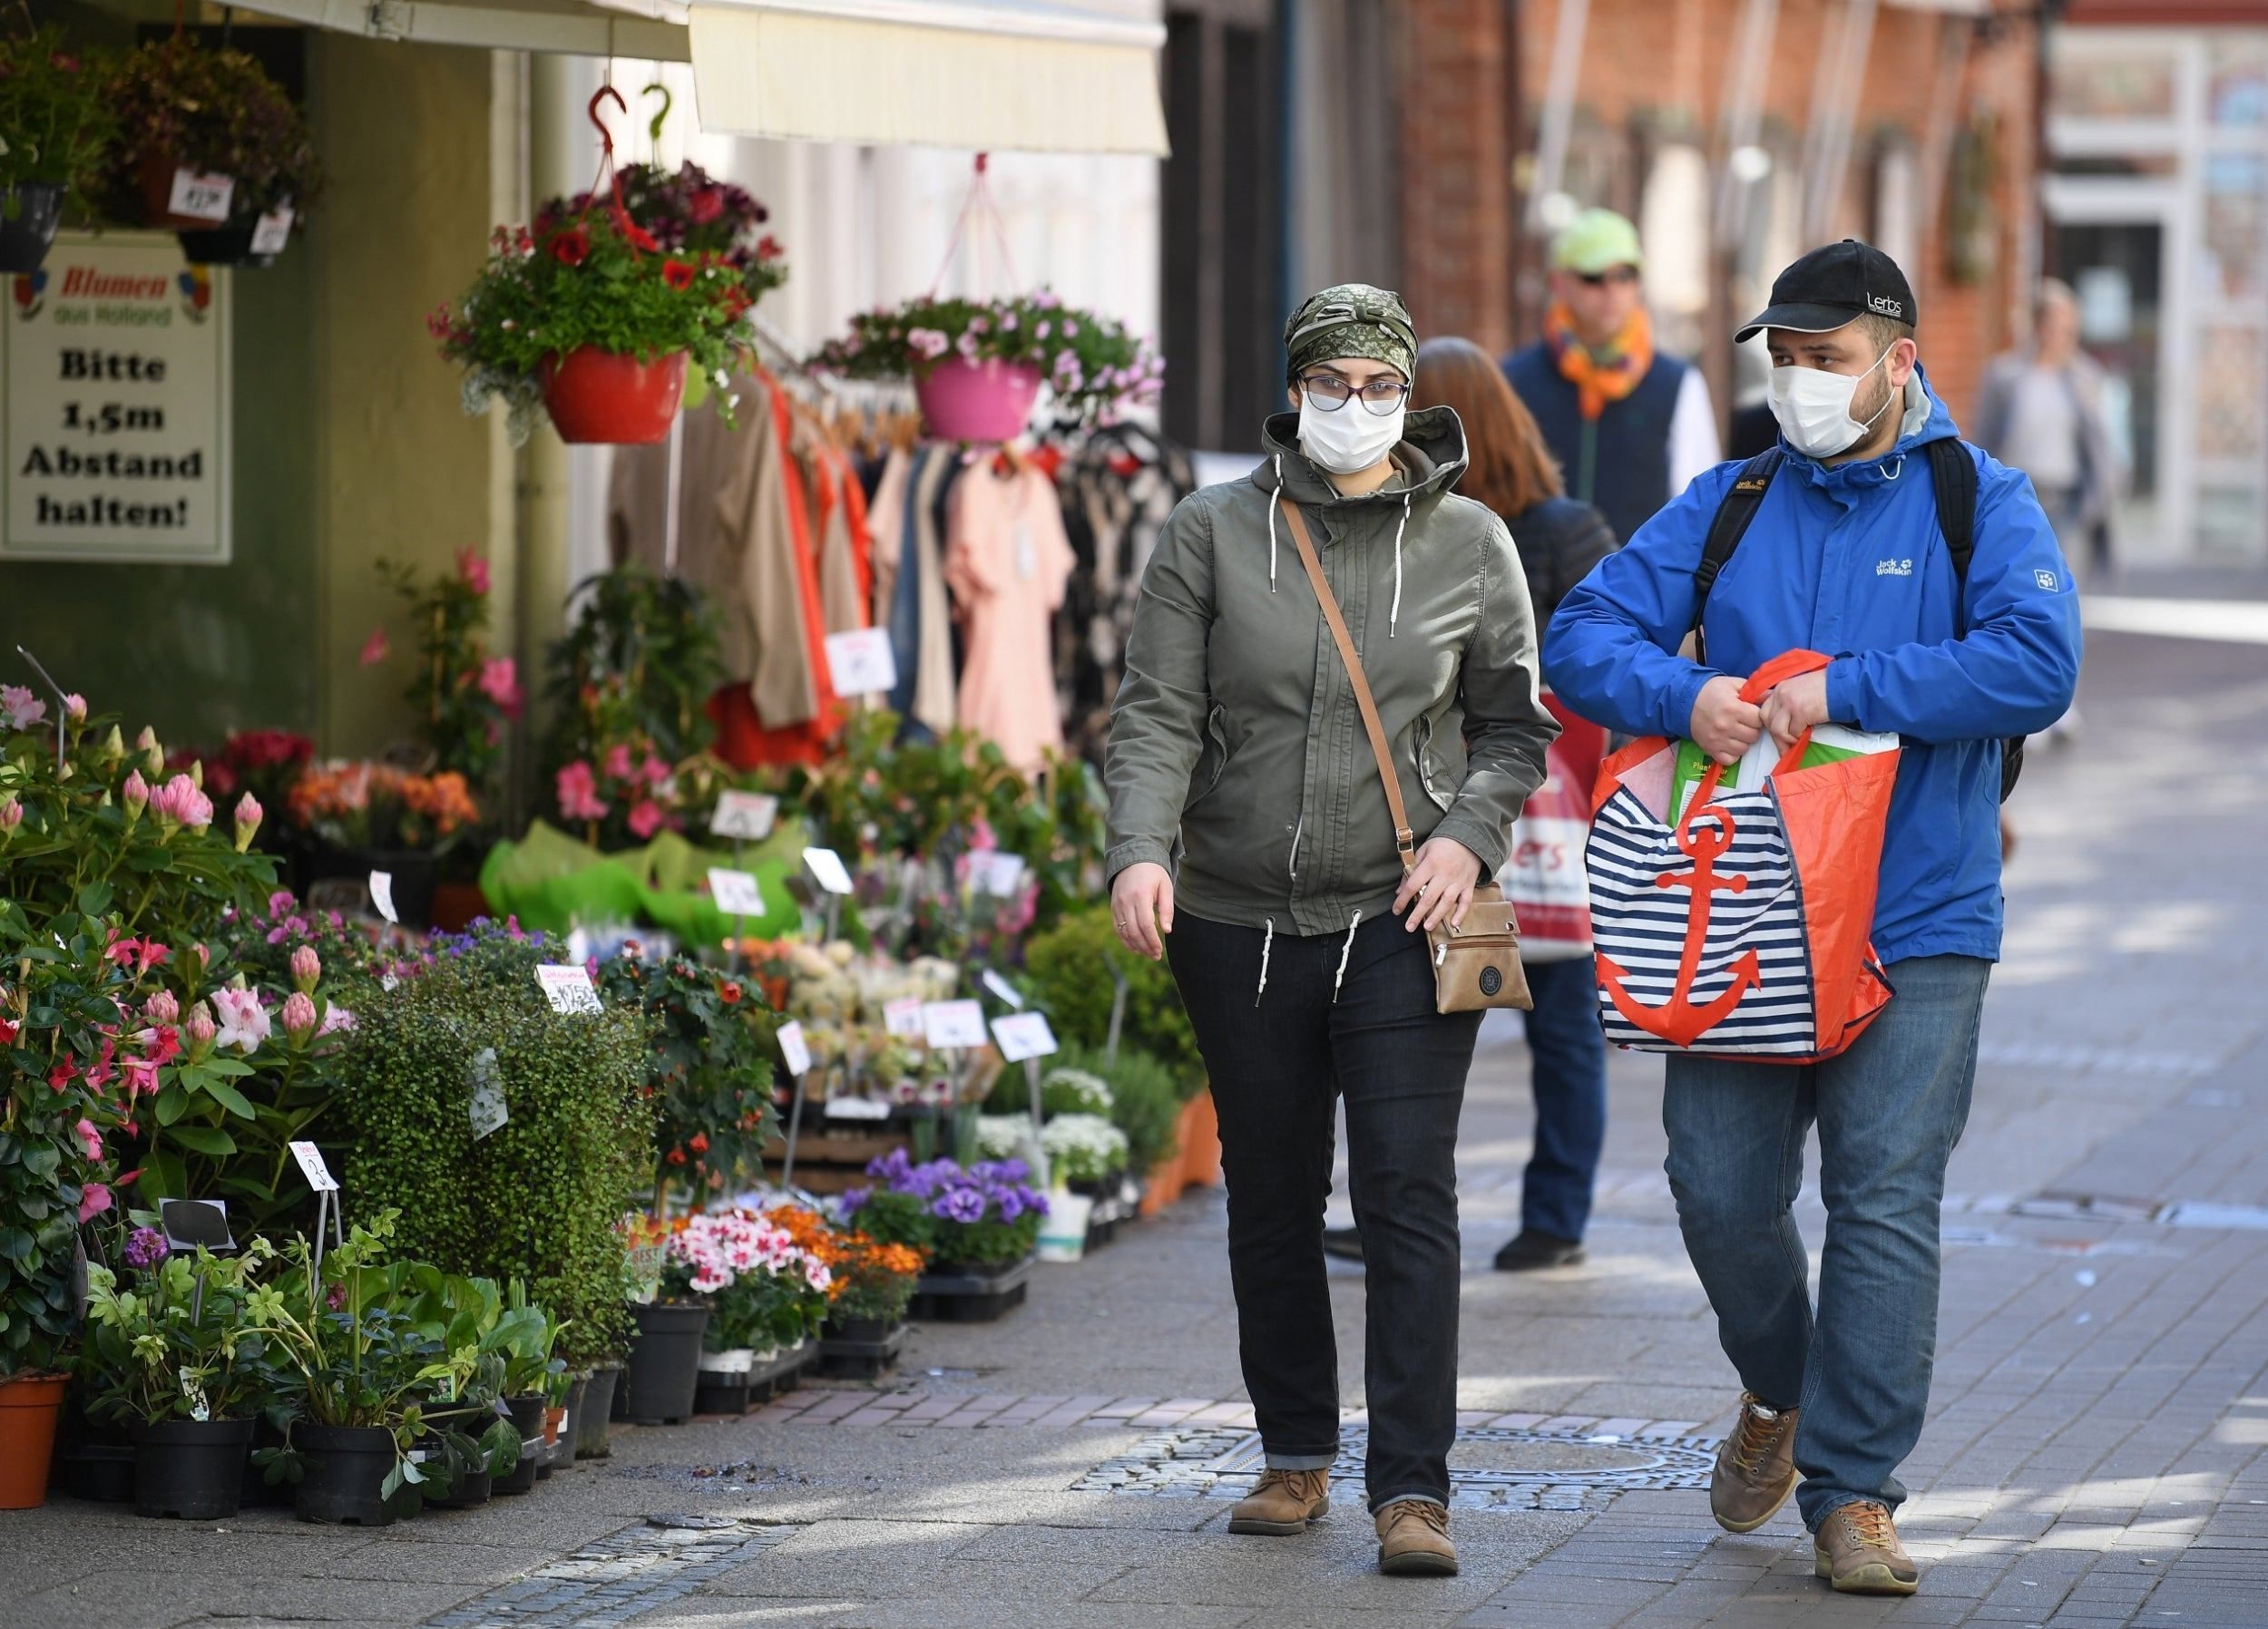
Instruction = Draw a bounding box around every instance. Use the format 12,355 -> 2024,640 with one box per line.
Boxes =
1546,240 -> 2081,1596
1319,337 -> 1615,1274
1106,285 -> 1557,1578
1976,278 -> 2124,583
1503,208 -> 1721,543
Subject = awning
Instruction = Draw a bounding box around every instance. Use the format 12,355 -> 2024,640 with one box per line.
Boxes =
686,0 -> 1170,155
222,0 -> 691,61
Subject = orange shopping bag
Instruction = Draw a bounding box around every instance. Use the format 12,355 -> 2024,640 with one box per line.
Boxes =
1585,649 -> 1900,1062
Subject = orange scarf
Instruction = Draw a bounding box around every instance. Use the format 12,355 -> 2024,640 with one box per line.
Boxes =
1544,302 -> 1655,420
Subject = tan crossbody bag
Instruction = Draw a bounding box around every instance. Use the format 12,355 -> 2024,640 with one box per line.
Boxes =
1278,496 -> 1532,1014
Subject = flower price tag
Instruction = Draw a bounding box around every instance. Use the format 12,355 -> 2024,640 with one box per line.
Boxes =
921,1000 -> 989,1050
709,790 -> 778,841
368,870 -> 398,924
802,846 -> 855,895
825,1096 -> 891,1121
288,1140 -> 340,1194
777,1019 -> 812,1077
967,851 -> 1027,897
990,1011 -> 1059,1064
823,628 -> 898,698
980,968 -> 1025,1010
249,205 -> 296,257
536,964 -> 602,1016
169,168 -> 236,224
467,1048 -> 508,1141
708,867 -> 766,918
883,997 -> 926,1038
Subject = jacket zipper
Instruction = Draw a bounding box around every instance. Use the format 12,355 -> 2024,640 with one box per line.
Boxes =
1288,814 -> 1304,878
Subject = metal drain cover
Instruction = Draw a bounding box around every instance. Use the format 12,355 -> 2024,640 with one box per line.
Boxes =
1073,1424 -> 1718,1513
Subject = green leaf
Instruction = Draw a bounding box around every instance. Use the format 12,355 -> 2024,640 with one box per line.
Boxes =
204,1080 -> 257,1120
0,1230 -> 32,1262
153,1084 -> 188,1127
76,881 -> 113,917
21,1145 -> 59,1179
163,1126 -> 238,1157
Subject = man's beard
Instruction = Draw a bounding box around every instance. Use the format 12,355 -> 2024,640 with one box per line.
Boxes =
1851,367 -> 1901,440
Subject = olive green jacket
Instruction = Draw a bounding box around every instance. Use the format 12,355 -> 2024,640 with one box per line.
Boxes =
1104,408 -> 1558,937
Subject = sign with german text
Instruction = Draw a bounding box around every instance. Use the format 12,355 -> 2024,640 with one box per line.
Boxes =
2,232 -> 232,563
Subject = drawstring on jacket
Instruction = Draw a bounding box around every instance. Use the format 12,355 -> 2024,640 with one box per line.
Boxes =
1254,918 -> 1275,1006
1267,455 -> 1282,591
1388,491 -> 1411,637
1331,912 -> 1361,1003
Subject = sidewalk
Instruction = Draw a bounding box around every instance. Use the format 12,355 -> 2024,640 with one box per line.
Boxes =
14,624 -> 2268,1628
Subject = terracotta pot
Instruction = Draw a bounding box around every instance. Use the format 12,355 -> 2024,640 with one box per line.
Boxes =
1138,1150 -> 1185,1217
1178,1089 -> 1222,1188
915,356 -> 1041,443
0,1374 -> 66,1510
539,348 -> 687,444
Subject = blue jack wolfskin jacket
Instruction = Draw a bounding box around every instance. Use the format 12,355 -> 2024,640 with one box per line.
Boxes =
1542,366 -> 2082,964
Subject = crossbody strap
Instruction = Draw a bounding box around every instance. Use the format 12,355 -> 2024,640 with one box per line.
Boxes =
1277,496 -> 1415,872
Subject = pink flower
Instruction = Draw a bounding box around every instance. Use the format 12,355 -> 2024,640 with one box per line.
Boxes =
602,743 -> 634,780
281,991 -> 318,1041
556,761 -> 610,823
210,987 -> 270,1054
122,1056 -> 160,1097
143,990 -> 180,1026
0,795 -> 20,836
233,792 -> 263,853
457,548 -> 492,597
150,774 -> 214,832
63,693 -> 86,724
318,1004 -> 357,1037
72,1119 -> 103,1162
478,657 -> 523,719
640,756 -> 671,787
290,945 -> 322,991
359,627 -> 390,667
122,771 -> 150,819
183,1002 -> 218,1060
78,1184 -> 113,1224
269,889 -> 297,919
1,684 -> 45,731
627,798 -> 665,840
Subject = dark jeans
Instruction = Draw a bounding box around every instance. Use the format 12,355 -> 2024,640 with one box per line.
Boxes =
1519,953 -> 1609,1241
1168,910 -> 1481,1512
1662,953 -> 1990,1529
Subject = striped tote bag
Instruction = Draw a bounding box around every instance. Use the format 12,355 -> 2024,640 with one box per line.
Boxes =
1585,650 -> 1900,1063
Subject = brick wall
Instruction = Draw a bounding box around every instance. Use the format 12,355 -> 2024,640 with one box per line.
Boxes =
1396,0 -> 1518,355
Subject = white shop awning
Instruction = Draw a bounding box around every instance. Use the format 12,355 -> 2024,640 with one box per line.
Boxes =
220,0 -> 692,62
686,0 -> 1169,155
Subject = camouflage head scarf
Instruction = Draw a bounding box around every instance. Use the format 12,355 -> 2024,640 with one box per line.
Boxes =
1283,284 -> 1419,384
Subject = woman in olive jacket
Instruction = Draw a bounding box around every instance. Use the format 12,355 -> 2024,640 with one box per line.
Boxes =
1104,286 -> 1557,1578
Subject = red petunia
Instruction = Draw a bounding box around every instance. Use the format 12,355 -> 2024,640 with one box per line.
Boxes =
687,188 -> 725,226
626,222 -> 662,255
551,226 -> 591,267
661,258 -> 696,292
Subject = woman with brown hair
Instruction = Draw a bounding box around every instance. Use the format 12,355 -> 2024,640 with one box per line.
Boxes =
1323,336 -> 1618,1275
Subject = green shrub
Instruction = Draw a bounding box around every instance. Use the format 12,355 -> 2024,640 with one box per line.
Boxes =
346,941 -> 651,1370
1022,905 -> 1204,1096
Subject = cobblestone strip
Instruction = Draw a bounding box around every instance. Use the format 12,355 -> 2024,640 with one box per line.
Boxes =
419,1517 -> 797,1629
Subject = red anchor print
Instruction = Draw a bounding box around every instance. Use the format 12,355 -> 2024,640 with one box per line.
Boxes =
1598,791 -> 1764,1047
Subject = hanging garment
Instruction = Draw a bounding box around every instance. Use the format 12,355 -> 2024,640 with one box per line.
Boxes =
906,448 -> 960,738
607,388 -> 768,677
944,461 -> 1077,773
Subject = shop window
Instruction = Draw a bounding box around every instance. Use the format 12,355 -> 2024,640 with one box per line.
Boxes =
2194,325 -> 2264,463
2195,484 -> 2265,560
2048,51 -> 2176,122
2209,40 -> 2268,128
2201,155 -> 2266,303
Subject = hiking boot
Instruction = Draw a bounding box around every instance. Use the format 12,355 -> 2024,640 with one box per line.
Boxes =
1710,1392 -> 1798,1533
1813,1500 -> 1919,1595
1227,1468 -> 1330,1535
1375,1498 -> 1458,1575
1322,1226 -> 1364,1263
1493,1229 -> 1586,1271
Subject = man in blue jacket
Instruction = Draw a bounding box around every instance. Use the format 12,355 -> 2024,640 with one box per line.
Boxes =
1544,241 -> 2081,1596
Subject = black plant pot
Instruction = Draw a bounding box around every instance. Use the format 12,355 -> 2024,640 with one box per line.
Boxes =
240,1417 -> 295,1508
574,1369 -> 619,1458
175,217 -> 281,270
493,1396 -> 546,1497
828,1316 -> 893,1344
134,1418 -> 253,1520
58,1441 -> 137,1503
425,1459 -> 492,1509
623,1302 -> 710,1425
294,1424 -> 414,1527
0,183 -> 64,276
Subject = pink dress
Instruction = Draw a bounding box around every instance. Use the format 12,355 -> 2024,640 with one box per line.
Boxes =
944,463 -> 1076,772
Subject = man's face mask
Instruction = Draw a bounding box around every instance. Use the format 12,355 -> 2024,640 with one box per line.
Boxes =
1768,343 -> 1899,459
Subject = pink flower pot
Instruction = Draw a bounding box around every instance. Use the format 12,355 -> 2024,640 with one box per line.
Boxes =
915,356 -> 1041,443
539,348 -> 688,444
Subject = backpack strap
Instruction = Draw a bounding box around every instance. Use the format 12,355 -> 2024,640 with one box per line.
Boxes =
1691,446 -> 1783,661
1924,436 -> 1979,620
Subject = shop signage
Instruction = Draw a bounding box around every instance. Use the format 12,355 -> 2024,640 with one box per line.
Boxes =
2,232 -> 232,564
990,1011 -> 1058,1063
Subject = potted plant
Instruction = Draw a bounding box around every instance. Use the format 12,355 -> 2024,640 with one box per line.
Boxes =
486,1284 -> 564,1494
619,1215 -> 714,1425
0,27 -> 114,274
1038,1113 -> 1129,1261
844,1152 -> 1046,1322
803,1221 -> 921,1380
431,203 -> 757,447
100,38 -> 318,266
81,1236 -> 284,1520
691,1212 -> 829,1414
552,160 -> 786,313
813,291 -> 1161,442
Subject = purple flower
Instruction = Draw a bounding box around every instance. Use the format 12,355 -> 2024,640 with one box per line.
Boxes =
123,1226 -> 170,1269
931,1186 -> 986,1224
840,1186 -> 871,1214
997,1190 -> 1026,1223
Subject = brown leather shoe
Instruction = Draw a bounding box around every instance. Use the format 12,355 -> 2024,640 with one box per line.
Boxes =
1374,1498 -> 1458,1576
1227,1468 -> 1330,1535
1813,1500 -> 1919,1595
1710,1392 -> 1799,1533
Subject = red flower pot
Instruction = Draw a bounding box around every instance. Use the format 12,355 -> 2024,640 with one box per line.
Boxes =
915,356 -> 1042,443
538,347 -> 688,444
0,1374 -> 66,1510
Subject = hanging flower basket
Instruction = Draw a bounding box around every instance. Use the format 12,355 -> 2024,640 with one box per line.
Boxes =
915,356 -> 1043,444
175,212 -> 287,271
0,184 -> 64,276
102,44 -> 318,247
0,28 -> 116,274
538,348 -> 689,445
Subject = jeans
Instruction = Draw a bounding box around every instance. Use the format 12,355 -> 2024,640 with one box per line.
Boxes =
1168,910 -> 1481,1512
1519,954 -> 1609,1241
1661,953 -> 1989,1529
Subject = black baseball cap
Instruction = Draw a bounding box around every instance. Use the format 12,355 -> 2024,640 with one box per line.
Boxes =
1735,239 -> 1916,343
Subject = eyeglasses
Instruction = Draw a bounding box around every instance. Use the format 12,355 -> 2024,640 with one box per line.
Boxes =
1299,374 -> 1412,417
1574,267 -> 1641,288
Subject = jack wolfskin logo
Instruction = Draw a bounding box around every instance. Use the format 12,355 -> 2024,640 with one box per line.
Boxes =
1867,293 -> 1905,319
2036,569 -> 2059,591
1479,966 -> 1503,997
1876,558 -> 1913,577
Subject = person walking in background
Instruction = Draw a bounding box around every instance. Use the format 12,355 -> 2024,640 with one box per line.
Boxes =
1106,286 -> 1557,1578
1545,241 -> 2081,1595
1977,278 -> 2125,584
1503,208 -> 1721,544
1321,337 -> 1616,1274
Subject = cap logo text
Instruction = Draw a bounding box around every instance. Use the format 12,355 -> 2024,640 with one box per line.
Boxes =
1866,294 -> 1905,319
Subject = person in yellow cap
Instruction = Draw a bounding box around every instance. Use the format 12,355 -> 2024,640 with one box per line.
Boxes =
1502,208 -> 1721,545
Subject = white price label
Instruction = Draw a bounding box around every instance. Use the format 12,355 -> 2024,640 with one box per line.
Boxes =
777,1019 -> 812,1077
967,851 -> 1028,896
824,1096 -> 892,1121
168,168 -> 236,224
536,964 -> 601,1015
368,870 -> 398,924
288,1140 -> 340,1194
882,996 -> 926,1038
921,1000 -> 989,1050
803,846 -> 855,895
990,1011 -> 1060,1063
249,204 -> 295,256
823,627 -> 899,697
709,790 -> 779,841
467,1048 -> 508,1141
981,969 -> 1026,1010
708,867 -> 767,918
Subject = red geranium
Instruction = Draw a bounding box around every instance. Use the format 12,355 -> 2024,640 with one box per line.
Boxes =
661,258 -> 696,292
551,226 -> 591,267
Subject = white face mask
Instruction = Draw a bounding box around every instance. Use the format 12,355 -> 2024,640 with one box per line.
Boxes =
1298,392 -> 1406,474
1767,344 -> 1899,459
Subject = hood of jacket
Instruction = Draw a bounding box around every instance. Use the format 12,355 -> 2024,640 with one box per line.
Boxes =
1779,364 -> 1959,499
1253,405 -> 1472,511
